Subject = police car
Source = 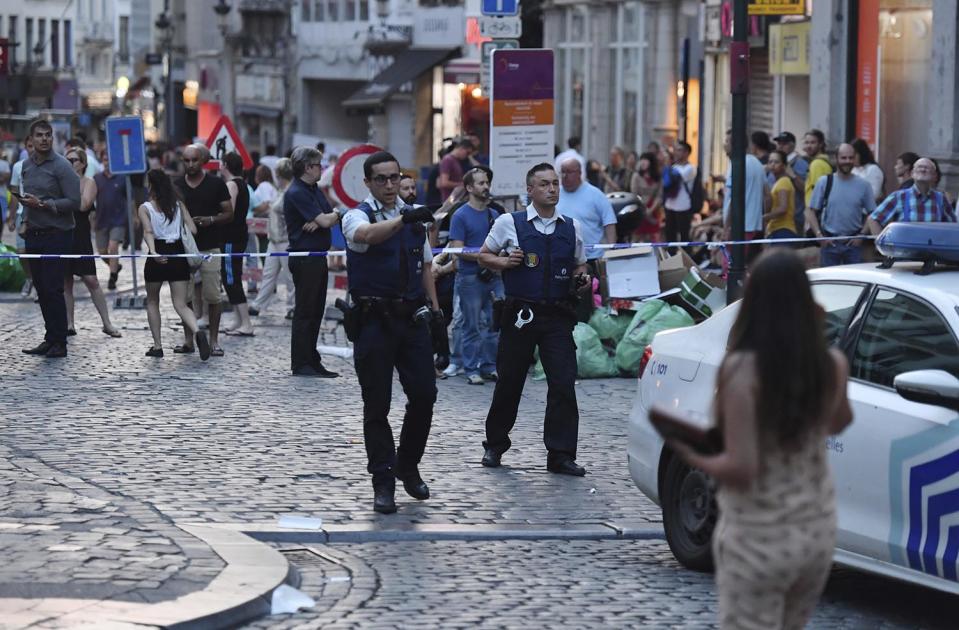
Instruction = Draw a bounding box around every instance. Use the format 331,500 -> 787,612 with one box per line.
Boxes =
628,224 -> 959,594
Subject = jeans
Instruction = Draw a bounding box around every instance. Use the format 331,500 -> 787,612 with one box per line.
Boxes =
449,289 -> 464,367
289,256 -> 328,371
819,242 -> 863,267
456,273 -> 503,377
25,228 -> 73,344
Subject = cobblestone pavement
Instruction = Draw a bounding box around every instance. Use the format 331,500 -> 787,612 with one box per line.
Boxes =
3,277 -> 955,627
249,540 -> 959,629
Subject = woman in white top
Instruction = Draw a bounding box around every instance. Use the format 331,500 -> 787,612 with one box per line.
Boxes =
851,138 -> 885,203
249,158 -> 295,316
138,168 -> 210,360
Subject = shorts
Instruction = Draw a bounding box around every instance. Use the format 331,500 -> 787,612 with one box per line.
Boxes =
96,225 -> 126,250
197,248 -> 223,304
15,210 -> 25,250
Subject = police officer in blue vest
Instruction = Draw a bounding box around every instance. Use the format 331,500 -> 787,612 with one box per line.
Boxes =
477,163 -> 590,476
342,151 -> 443,514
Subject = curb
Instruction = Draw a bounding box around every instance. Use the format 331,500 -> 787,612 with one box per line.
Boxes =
0,524 -> 294,629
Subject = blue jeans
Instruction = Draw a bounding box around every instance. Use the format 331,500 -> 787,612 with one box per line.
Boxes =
456,273 -> 503,377
819,242 -> 863,267
449,290 -> 463,367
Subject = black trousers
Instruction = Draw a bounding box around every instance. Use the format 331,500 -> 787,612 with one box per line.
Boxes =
222,240 -> 247,305
664,209 -> 693,254
354,314 -> 437,488
289,256 -> 328,371
485,306 -> 579,465
25,228 -> 73,345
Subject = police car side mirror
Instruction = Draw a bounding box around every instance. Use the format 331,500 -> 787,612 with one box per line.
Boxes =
893,370 -> 959,412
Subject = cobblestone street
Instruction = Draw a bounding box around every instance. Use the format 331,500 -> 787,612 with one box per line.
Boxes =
1,279 -> 957,628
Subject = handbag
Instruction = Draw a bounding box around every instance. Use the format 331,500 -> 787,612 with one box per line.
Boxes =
178,204 -> 204,271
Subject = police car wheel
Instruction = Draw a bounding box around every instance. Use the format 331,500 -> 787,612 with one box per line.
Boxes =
662,454 -> 717,572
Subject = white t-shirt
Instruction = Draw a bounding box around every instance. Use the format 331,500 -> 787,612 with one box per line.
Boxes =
342,195 -> 433,260
254,181 -> 278,208
665,162 -> 697,212
852,163 -> 884,200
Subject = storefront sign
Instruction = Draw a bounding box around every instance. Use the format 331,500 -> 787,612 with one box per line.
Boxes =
489,49 -> 554,197
413,7 -> 465,47
856,0 -> 880,146
768,21 -> 810,75
748,0 -> 805,15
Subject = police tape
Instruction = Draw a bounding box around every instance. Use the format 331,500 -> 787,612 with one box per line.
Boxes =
0,235 -> 877,260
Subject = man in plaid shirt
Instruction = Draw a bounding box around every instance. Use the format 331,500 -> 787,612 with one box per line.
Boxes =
868,157 -> 957,234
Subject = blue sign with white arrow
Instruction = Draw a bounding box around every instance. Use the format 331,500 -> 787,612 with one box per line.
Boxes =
105,116 -> 147,175
482,0 -> 520,17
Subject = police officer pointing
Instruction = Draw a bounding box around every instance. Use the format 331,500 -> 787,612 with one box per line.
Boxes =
342,151 -> 442,514
478,163 -> 590,476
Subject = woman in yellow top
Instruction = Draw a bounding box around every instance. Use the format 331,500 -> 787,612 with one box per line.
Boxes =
764,150 -> 797,240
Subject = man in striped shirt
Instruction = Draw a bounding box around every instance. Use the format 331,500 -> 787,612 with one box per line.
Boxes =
867,157 -> 956,235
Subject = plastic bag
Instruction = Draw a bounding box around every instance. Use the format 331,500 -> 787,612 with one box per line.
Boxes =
0,244 -> 26,292
573,322 -> 618,378
587,306 -> 632,344
615,299 -> 695,375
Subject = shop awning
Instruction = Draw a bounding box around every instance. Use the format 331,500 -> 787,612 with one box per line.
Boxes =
342,47 -> 460,111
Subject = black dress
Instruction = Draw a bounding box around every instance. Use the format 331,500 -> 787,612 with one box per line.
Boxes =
66,208 -> 97,277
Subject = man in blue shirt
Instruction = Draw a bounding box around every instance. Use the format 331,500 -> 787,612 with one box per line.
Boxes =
449,167 -> 503,385
284,146 -> 340,377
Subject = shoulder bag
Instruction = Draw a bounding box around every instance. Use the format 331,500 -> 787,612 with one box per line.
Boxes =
178,203 -> 204,271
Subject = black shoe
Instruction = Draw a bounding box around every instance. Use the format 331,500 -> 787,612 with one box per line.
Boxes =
481,372 -> 498,382
248,307 -> 260,317
373,487 -> 397,514
108,274 -> 117,290
145,347 -> 164,358
314,365 -> 339,378
173,344 -> 195,354
292,366 -> 326,377
395,471 -> 430,500
44,343 -> 67,358
481,448 -> 502,468
23,341 -> 52,355
195,331 -> 211,361
66,328 -> 77,337
285,309 -> 294,320
547,459 -> 587,477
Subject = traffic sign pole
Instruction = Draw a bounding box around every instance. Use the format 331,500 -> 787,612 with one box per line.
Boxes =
105,116 -> 147,309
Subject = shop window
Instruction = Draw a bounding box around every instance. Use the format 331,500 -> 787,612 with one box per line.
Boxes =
609,2 -> 646,152
557,7 -> 590,158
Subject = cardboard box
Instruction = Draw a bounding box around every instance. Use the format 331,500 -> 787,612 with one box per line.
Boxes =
679,266 -> 727,317
656,248 -> 696,291
603,246 -> 661,299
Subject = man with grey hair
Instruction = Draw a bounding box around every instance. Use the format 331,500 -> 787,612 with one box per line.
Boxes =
284,146 -> 340,377
867,157 -> 957,234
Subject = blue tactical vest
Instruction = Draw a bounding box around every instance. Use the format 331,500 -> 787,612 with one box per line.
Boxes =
346,202 -> 426,301
502,211 -> 576,303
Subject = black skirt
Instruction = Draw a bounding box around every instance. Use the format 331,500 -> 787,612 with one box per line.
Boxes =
66,213 -> 97,277
144,240 -> 191,283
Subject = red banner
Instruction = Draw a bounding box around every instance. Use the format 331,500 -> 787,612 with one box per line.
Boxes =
855,0 -> 880,145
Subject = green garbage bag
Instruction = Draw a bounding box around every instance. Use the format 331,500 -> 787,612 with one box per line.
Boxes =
615,299 -> 695,375
531,348 -> 546,381
588,306 -> 632,344
573,322 -> 618,378
0,244 -> 26,292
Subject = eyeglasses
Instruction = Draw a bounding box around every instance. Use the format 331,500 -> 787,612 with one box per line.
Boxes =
371,173 -> 402,185
309,163 -> 323,169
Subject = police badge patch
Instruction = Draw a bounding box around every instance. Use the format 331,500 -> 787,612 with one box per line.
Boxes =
525,253 -> 540,267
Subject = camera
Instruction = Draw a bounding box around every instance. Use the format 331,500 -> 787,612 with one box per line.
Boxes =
413,305 -> 432,324
478,267 -> 495,283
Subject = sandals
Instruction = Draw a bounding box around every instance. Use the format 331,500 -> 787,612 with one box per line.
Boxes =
145,347 -> 164,358
196,331 -> 211,362
210,346 -> 224,357
173,344 -> 195,354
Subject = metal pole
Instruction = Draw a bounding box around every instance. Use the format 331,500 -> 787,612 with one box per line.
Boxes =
165,43 -> 174,143
726,0 -> 749,304
125,176 -> 139,300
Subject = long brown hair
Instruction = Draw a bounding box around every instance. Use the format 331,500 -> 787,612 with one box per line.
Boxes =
722,249 -> 832,447
146,168 -> 182,224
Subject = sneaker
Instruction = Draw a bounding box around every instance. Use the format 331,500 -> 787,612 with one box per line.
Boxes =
467,374 -> 485,385
20,279 -> 33,298
442,363 -> 464,378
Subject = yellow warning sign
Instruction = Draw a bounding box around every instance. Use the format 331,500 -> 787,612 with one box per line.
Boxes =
748,0 -> 805,15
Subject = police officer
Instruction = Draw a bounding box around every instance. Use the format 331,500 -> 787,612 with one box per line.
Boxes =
477,163 -> 590,476
342,151 -> 442,514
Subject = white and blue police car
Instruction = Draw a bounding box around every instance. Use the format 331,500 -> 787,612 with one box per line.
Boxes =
627,223 -> 959,594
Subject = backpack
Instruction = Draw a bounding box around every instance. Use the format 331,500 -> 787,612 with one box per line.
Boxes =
662,166 -> 686,200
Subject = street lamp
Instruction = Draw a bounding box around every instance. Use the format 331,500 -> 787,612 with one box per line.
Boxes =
214,0 -> 233,120
154,8 -> 174,142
